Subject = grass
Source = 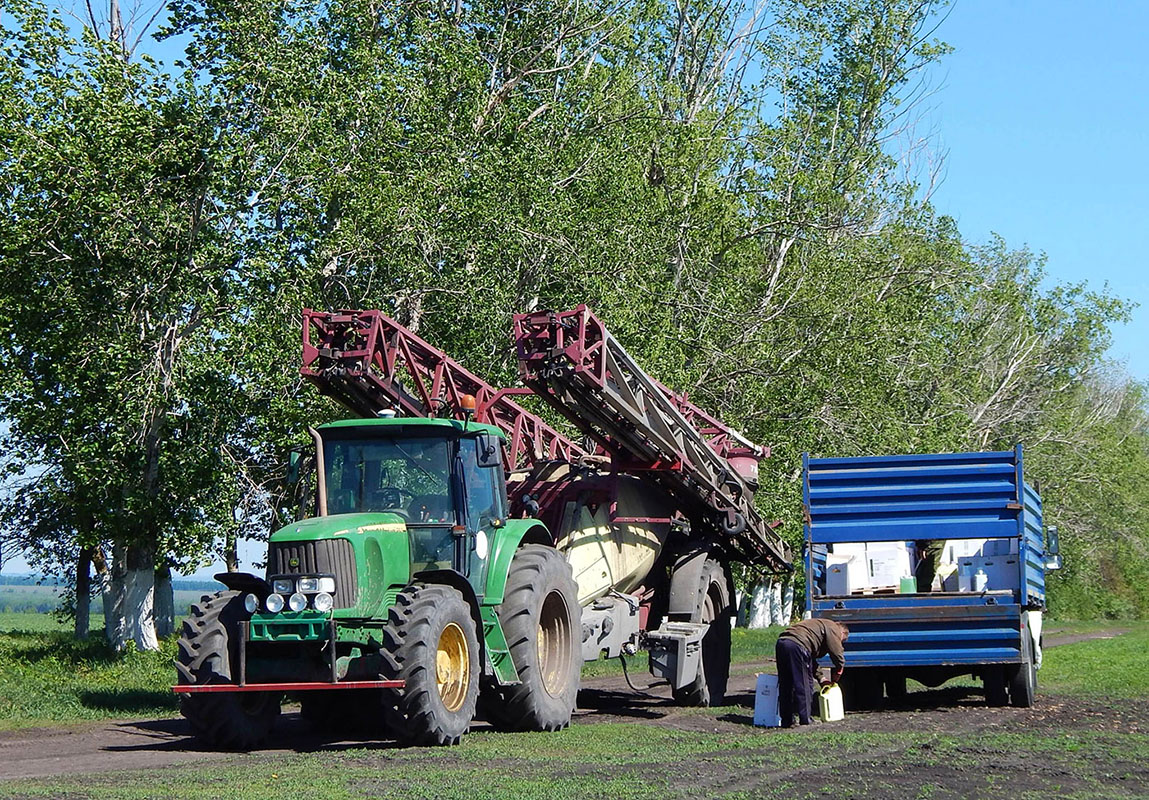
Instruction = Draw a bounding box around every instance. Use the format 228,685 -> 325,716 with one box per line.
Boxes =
1039,622 -> 1149,696
1,616 -> 1147,799
0,613 -> 178,729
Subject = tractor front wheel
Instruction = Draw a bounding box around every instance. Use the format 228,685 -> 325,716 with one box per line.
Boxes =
383,583 -> 480,746
481,545 -> 581,732
176,590 -> 281,750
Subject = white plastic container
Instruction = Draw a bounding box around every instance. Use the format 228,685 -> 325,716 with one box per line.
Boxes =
973,568 -> 988,592
753,673 -> 781,727
826,556 -> 864,595
819,683 -> 844,722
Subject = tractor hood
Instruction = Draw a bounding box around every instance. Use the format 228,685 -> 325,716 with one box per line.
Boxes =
270,512 -> 408,543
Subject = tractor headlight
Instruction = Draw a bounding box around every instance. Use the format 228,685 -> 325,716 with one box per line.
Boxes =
272,578 -> 294,594
265,593 -> 285,613
297,576 -> 320,593
288,592 -> 308,612
243,593 -> 259,614
318,577 -> 336,593
313,592 -> 334,612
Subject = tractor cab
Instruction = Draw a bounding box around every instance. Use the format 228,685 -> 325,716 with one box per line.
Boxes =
310,417 -> 508,586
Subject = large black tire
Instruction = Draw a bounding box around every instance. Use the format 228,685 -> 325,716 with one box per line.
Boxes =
176,590 -> 281,750
1009,632 -> 1037,708
383,583 -> 480,746
841,668 -> 883,711
671,557 -> 733,707
481,545 -> 581,731
984,666 -> 1009,707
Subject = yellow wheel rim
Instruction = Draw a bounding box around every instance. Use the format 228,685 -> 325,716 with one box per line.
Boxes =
537,590 -> 572,697
436,622 -> 470,712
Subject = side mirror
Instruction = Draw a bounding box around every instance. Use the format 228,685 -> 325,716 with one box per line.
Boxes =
287,447 -> 304,484
1046,526 -> 1060,556
1044,555 -> 1063,571
476,432 -> 501,468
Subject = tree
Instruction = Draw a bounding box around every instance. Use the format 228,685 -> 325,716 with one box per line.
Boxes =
0,0 -> 286,648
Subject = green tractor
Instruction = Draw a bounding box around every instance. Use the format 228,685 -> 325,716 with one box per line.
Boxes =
177,416 -> 580,748
174,307 -> 790,749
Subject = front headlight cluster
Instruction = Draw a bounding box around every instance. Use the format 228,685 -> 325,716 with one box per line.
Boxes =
248,575 -> 336,615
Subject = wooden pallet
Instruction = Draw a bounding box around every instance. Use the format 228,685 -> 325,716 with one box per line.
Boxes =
849,586 -> 899,596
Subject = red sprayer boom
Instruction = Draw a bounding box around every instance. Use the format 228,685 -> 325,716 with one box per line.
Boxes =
301,307 -> 789,571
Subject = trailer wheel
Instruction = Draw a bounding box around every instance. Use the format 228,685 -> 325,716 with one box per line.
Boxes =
382,583 -> 480,746
672,557 -> 733,707
841,668 -> 883,711
481,545 -> 580,732
984,666 -> 1009,706
1009,632 -> 1037,708
176,590 -> 281,750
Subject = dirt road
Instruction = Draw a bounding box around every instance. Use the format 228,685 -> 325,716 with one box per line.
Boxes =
0,627 -> 1136,782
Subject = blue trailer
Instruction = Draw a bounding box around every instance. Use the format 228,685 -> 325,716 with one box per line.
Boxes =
803,445 -> 1061,708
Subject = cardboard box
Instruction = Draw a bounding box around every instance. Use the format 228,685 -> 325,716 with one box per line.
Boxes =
865,542 -> 912,588
826,555 -> 865,595
831,542 -> 867,560
956,556 -> 1020,592
981,538 -> 1019,557
754,673 -> 781,727
944,538 -> 988,564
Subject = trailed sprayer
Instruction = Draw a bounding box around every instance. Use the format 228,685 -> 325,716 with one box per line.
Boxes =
174,307 -> 789,748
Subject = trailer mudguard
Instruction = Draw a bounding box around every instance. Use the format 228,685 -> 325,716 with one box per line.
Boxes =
667,549 -> 730,619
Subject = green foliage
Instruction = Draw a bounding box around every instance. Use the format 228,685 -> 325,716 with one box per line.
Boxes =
0,0 -> 1146,630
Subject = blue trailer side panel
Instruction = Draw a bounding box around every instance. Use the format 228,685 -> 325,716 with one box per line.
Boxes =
804,446 -> 1047,677
804,447 -> 1034,546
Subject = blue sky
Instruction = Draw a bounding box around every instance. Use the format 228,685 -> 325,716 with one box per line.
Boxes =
924,0 -> 1147,379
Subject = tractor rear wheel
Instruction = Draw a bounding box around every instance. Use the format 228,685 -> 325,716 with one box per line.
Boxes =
672,557 -> 733,707
383,583 -> 480,746
176,590 -> 281,750
481,545 -> 581,732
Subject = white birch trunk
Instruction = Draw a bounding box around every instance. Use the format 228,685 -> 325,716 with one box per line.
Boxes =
103,542 -> 126,648
122,566 -> 159,651
746,581 -> 771,629
104,541 -> 160,651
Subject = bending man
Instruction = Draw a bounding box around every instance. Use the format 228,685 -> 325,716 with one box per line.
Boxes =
774,618 -> 848,727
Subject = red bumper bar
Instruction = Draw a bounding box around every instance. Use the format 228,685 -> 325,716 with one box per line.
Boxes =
173,680 -> 405,694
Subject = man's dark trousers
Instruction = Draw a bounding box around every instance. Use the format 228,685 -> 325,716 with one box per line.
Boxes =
775,637 -> 812,726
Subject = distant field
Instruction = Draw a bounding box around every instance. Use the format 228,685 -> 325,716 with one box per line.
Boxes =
0,584 -> 220,618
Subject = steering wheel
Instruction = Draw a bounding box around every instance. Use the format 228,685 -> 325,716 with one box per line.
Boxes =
378,487 -> 416,509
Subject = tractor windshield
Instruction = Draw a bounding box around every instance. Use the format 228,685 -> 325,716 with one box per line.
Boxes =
323,435 -> 452,521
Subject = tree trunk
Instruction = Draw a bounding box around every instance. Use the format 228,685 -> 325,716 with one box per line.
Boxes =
154,562 -> 174,638
123,541 -> 159,651
745,580 -> 772,629
104,540 -> 160,651
102,542 -> 126,647
224,529 -> 238,573
75,547 -> 92,640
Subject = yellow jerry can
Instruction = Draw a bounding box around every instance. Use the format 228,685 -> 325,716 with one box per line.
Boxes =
819,683 -> 845,722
